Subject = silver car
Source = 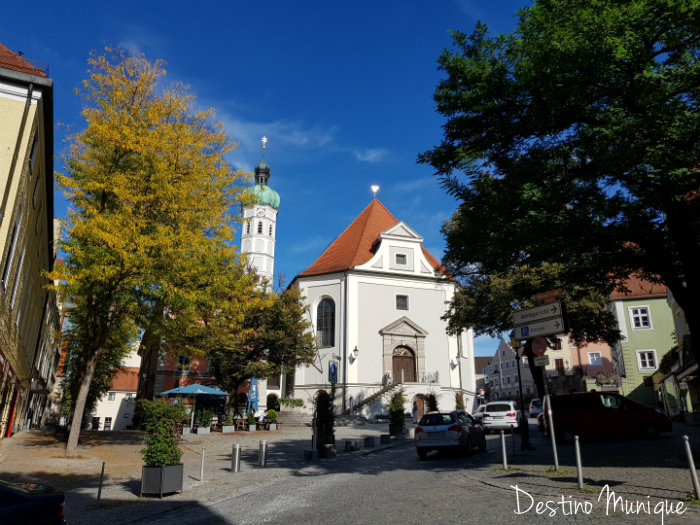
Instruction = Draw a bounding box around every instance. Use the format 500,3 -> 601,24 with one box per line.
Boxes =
482,401 -> 520,433
414,411 -> 486,459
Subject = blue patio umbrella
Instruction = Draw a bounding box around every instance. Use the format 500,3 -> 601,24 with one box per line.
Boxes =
160,383 -> 228,429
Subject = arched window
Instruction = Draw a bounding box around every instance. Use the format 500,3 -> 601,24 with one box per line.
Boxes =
316,298 -> 335,347
269,224 -> 273,236
257,221 -> 263,234
245,221 -> 251,234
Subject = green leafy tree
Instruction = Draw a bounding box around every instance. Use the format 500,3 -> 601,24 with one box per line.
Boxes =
420,0 -> 700,366
49,48 -> 249,455
427,392 -> 438,412
207,285 -> 316,412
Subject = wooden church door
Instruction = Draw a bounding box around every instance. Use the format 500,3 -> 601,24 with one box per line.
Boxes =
392,346 -> 415,383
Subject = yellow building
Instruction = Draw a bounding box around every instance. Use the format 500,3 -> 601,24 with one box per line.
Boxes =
0,42 -> 60,439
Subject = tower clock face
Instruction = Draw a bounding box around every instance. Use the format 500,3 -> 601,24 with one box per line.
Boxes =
257,209 -> 265,217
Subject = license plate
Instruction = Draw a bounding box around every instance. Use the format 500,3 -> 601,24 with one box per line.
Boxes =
427,431 -> 444,437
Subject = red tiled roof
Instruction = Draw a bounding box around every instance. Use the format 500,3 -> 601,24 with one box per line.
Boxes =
298,199 -> 444,277
0,42 -> 47,77
111,368 -> 140,391
611,274 -> 667,300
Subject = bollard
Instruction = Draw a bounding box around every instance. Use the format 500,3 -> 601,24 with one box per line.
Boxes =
96,461 -> 105,506
574,436 -> 583,489
231,444 -> 241,473
259,440 -> 268,467
683,435 -> 700,499
200,446 -> 205,481
500,430 -> 508,470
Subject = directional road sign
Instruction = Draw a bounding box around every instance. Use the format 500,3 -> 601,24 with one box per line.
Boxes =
513,302 -> 562,326
533,355 -> 550,367
515,317 -> 566,338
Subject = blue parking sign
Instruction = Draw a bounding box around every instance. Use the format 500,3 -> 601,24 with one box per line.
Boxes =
520,326 -> 530,337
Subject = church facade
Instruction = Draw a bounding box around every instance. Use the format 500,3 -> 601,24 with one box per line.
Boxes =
290,199 -> 476,419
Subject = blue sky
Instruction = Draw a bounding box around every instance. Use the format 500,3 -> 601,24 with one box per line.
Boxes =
2,0 -> 528,356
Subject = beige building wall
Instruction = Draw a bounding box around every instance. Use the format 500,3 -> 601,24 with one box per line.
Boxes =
0,55 -> 57,439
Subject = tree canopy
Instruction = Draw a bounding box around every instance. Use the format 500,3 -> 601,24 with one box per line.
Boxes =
50,48 -> 250,454
420,0 -> 700,365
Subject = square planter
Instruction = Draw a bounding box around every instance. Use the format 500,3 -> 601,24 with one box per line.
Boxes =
248,424 -> 257,432
196,427 -> 210,435
268,423 -> 278,431
141,464 -> 183,498
221,425 -> 235,433
181,427 -> 191,435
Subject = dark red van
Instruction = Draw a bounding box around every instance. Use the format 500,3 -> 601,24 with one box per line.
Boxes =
541,391 -> 671,443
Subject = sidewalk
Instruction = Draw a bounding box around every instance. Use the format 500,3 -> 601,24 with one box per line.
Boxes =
1,421 -> 698,524
0,422 -> 399,524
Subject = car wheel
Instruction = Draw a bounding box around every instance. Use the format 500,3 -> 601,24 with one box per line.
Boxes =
464,437 -> 473,456
417,448 -> 428,459
560,428 -> 575,444
479,436 -> 487,452
642,424 -> 659,439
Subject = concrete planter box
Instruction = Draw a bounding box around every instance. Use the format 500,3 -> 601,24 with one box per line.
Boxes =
268,423 -> 278,431
141,464 -> 183,498
196,427 -> 210,435
248,424 -> 257,432
181,427 -> 191,435
221,425 -> 236,433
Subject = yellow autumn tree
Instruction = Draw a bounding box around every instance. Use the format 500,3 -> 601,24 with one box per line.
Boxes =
50,48 -> 259,455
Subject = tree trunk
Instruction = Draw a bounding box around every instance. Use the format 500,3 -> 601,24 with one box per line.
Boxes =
65,349 -> 101,456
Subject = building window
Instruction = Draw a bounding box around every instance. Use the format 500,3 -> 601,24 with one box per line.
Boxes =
505,361 -> 509,369
177,354 -> 191,372
588,352 -> 602,367
257,221 -> 263,234
245,221 -> 250,234
552,339 -> 562,350
630,306 -> 652,330
269,225 -> 273,236
396,295 -> 409,310
29,136 -> 39,172
1,209 -> 22,287
316,298 -> 335,347
108,392 -> 116,401
395,254 -> 406,265
637,350 -> 657,371
104,417 -> 112,431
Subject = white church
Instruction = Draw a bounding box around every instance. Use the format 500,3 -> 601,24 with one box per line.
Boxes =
241,141 -> 476,420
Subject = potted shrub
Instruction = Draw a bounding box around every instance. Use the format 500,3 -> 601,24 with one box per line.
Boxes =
267,409 -> 278,431
389,390 -> 406,437
221,414 -> 235,433
195,409 -> 215,434
139,399 -> 187,498
247,409 -> 256,432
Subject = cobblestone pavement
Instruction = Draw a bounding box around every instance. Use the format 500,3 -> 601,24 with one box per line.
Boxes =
0,420 -> 698,524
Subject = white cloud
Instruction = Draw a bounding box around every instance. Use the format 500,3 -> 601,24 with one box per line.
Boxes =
353,148 -> 389,163
390,178 -> 435,194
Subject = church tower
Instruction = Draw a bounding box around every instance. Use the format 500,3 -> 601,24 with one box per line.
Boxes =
241,137 -> 280,287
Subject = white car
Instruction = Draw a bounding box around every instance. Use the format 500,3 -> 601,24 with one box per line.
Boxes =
481,401 -> 520,433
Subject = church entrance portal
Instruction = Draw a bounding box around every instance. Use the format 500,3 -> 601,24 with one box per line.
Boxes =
392,346 -> 416,383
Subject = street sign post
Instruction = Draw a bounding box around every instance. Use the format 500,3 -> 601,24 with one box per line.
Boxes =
516,317 -> 566,338
513,302 -> 562,325
533,355 -> 550,367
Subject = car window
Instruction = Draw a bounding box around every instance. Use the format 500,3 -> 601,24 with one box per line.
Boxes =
530,399 -> 541,408
419,413 -> 454,426
601,394 -> 622,409
486,403 -> 512,412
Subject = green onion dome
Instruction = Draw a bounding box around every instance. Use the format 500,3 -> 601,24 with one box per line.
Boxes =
252,184 -> 280,209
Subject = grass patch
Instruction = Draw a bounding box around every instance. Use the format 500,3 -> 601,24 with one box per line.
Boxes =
682,494 -> 700,505
573,486 -> 599,494
543,467 -> 572,476
493,467 -> 521,472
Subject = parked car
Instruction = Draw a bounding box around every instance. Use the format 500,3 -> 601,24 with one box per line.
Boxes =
481,401 -> 520,433
0,479 -> 66,525
414,410 -> 486,459
473,404 -> 486,422
540,391 -> 672,443
528,398 -> 542,417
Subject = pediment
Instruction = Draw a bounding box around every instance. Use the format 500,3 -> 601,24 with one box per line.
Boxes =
379,316 -> 429,338
380,221 -> 423,242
